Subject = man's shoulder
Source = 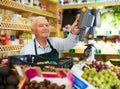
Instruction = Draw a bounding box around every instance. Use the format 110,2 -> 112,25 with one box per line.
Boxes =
22,40 -> 34,49
20,39 -> 35,55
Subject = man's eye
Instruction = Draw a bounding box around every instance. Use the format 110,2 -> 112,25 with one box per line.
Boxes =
39,24 -> 43,27
46,24 -> 49,27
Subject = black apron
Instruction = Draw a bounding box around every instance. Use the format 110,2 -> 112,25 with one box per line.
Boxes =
33,39 -> 59,63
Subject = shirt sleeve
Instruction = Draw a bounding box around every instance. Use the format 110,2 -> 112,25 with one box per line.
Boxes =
52,32 -> 80,52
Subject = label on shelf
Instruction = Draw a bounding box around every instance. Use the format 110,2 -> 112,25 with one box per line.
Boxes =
104,31 -> 112,36
118,50 -> 120,55
63,31 -> 69,38
118,31 -> 120,36
94,49 -> 101,55
96,30 -> 104,36
69,49 -> 76,54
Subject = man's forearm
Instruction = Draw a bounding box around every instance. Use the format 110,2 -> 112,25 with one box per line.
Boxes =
60,32 -> 80,52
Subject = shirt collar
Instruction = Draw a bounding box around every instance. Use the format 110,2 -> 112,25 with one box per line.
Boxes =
35,39 -> 50,48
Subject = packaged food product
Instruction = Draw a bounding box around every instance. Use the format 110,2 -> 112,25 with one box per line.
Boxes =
21,0 -> 30,5
12,14 -> 22,24
0,14 -> 3,22
3,10 -> 14,22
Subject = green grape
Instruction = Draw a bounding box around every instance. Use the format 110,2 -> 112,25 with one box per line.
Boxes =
86,77 -> 92,82
90,82 -> 96,87
81,74 -> 87,80
90,68 -> 96,73
83,68 -> 90,74
82,68 -> 120,89
99,84 -> 107,89
103,84 -> 111,89
116,84 -> 120,89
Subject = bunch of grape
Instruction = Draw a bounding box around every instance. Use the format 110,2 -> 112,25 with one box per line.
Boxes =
87,61 -> 120,80
82,68 -> 120,89
111,66 -> 120,79
87,61 -> 109,72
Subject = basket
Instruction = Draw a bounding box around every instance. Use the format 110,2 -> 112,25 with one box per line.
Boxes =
8,55 -> 73,69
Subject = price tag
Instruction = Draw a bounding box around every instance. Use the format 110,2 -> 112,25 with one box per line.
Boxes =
118,50 -> 120,55
94,49 -> 101,55
63,31 -> 69,38
118,31 -> 120,36
96,31 -> 97,35
104,31 -> 112,36
69,49 -> 76,54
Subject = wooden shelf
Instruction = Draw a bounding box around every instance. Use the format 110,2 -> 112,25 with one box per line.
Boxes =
0,44 -> 24,53
0,22 -> 31,31
63,48 -> 118,55
0,22 -> 56,33
96,29 -> 120,36
0,0 -> 56,18
60,1 -> 119,9
39,0 -> 58,4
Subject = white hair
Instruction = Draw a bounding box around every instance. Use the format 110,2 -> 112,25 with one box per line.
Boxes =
31,16 -> 46,29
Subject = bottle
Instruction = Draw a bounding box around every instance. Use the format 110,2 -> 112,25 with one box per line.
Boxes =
19,36 -> 24,44
10,35 -> 16,45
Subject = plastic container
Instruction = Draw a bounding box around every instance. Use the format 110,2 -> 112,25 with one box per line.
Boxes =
12,14 -> 21,24
71,64 -> 96,89
8,55 -> 73,69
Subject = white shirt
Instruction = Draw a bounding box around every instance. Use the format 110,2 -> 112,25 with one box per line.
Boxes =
20,33 -> 79,55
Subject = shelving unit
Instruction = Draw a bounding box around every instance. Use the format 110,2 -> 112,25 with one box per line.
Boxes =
0,44 -> 24,53
60,1 -> 120,57
0,0 -> 58,58
0,22 -> 56,33
0,0 -> 56,18
60,1 -> 119,9
0,22 -> 31,31
96,29 -> 120,36
61,48 -> 120,62
63,48 -> 118,55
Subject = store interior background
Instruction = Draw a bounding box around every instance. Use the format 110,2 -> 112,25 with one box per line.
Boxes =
0,0 -> 120,62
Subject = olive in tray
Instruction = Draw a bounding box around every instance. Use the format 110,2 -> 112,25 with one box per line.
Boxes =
0,66 -> 19,89
0,66 -> 10,76
42,66 -> 56,72
24,79 -> 65,89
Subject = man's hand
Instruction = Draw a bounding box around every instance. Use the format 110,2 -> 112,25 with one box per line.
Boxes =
71,18 -> 80,35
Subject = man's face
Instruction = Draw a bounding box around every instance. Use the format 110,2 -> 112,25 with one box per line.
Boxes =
32,18 -> 50,39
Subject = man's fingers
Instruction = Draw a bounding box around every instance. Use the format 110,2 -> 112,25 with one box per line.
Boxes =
73,21 -> 78,26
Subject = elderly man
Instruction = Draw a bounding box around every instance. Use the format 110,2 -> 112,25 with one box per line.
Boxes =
20,16 -> 80,62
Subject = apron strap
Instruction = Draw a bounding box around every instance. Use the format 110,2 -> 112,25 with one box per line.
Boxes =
47,39 -> 54,50
34,39 -> 38,55
34,39 -> 55,55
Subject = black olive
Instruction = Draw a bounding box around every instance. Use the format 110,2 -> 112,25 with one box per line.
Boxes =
6,75 -> 19,85
0,84 -> 4,89
0,76 -> 3,83
5,85 -> 17,89
0,66 -> 10,76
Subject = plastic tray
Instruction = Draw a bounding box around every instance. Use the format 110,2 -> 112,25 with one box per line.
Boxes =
8,55 -> 73,69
